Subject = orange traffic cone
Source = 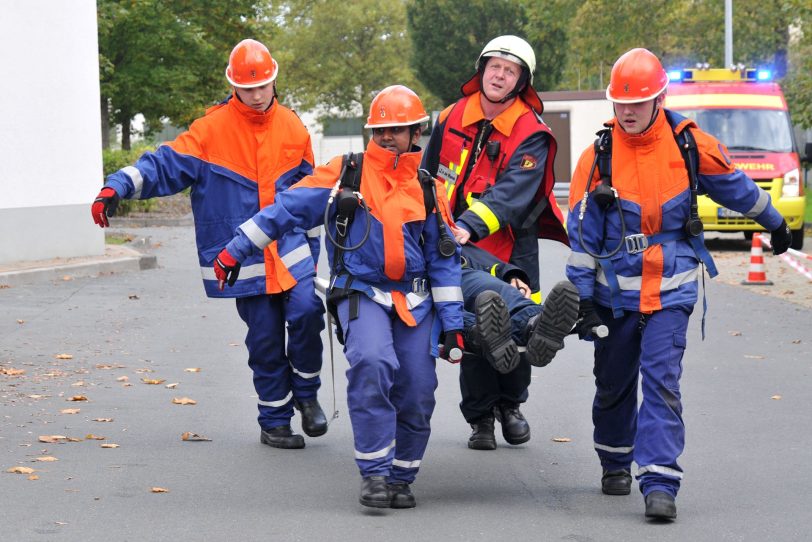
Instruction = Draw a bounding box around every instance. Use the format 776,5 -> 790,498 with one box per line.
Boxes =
741,232 -> 773,285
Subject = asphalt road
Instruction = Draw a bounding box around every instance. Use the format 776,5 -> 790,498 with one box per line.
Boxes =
2,226 -> 811,542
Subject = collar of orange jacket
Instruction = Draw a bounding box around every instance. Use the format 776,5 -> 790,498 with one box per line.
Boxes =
461,91 -> 529,136
229,91 -> 278,124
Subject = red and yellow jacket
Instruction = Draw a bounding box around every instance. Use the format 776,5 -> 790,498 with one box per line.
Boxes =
566,109 -> 784,313
421,92 -> 567,295
104,94 -> 315,298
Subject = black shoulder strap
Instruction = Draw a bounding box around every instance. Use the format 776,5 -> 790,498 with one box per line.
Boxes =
594,128 -> 613,184
417,168 -> 437,216
340,152 -> 364,191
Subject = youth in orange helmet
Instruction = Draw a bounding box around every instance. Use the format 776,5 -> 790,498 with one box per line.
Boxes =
606,48 -> 669,135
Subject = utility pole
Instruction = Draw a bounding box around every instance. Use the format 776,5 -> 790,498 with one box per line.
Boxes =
725,0 -> 733,68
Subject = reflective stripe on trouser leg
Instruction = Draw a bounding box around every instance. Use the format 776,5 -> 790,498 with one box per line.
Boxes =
387,313 -> 437,484
592,304 -> 640,471
283,276 -> 325,400
635,306 -> 692,498
235,295 -> 292,429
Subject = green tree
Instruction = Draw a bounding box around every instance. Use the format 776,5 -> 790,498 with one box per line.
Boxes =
268,0 -> 426,133
407,0 -> 566,106
98,0 -> 261,149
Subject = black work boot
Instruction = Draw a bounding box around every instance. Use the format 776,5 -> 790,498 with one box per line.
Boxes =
645,490 -> 677,520
388,482 -> 416,509
260,425 -> 305,449
294,398 -> 328,437
468,416 -> 497,450
359,476 -> 391,508
525,281 -> 580,367
601,469 -> 632,495
473,291 -> 519,374
495,403 -> 530,445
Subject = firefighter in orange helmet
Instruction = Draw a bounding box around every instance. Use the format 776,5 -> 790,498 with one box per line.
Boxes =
92,39 -> 329,450
567,48 -> 792,520
214,85 -> 464,509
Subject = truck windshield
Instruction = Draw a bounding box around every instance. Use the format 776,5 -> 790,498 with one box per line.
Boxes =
677,108 -> 794,153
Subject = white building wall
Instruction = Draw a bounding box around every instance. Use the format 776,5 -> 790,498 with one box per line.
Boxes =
0,1 -> 104,264
542,98 -> 613,177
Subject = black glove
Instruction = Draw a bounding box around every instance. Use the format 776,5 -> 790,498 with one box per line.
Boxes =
575,298 -> 605,340
214,248 -> 241,290
770,219 -> 792,255
441,330 -> 465,363
91,187 -> 121,228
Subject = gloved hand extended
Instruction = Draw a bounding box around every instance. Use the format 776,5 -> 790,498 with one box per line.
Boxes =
770,219 -> 792,255
441,330 -> 465,363
575,298 -> 605,340
91,187 -> 120,227
214,248 -> 241,290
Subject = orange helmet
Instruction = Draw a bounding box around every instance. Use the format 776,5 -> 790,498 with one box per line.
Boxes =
225,39 -> 278,88
364,85 -> 430,129
606,48 -> 668,104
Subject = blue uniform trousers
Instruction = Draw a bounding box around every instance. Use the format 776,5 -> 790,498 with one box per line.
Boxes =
593,303 -> 692,498
235,276 -> 325,430
458,268 -> 539,423
337,295 -> 437,484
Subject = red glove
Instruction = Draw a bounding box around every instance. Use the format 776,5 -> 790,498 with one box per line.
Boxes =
214,248 -> 241,290
441,330 -> 465,363
91,187 -> 120,227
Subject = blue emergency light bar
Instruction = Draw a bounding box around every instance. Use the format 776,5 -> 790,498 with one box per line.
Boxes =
666,67 -> 772,83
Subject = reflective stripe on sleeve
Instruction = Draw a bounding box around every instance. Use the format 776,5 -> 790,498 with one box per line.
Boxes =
567,251 -> 598,270
258,391 -> 292,408
355,440 -> 396,460
392,458 -> 421,469
122,166 -> 144,198
239,219 -> 272,250
201,262 -> 266,281
745,188 -> 770,218
431,286 -> 463,302
280,244 -> 311,269
595,442 -> 634,454
467,201 -> 501,235
637,464 -> 683,480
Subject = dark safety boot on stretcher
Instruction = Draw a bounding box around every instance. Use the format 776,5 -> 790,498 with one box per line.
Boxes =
525,281 -> 580,367
294,398 -> 328,437
472,290 -> 519,374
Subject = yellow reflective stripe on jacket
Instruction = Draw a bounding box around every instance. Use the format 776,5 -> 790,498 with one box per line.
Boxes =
468,201 -> 500,235
531,291 -> 542,304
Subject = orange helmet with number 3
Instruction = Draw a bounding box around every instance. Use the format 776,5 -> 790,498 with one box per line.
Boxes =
364,85 -> 430,129
226,39 -> 278,88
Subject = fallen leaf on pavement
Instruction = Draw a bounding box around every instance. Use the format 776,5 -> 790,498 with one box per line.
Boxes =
141,378 -> 165,385
151,487 -> 169,493
93,418 -> 114,422
184,368 -> 201,373
165,383 -> 179,389
552,437 -> 572,443
85,434 -> 106,440
39,435 -> 68,443
172,397 -> 197,405
128,294 -> 139,300
62,276 -> 73,281
728,330 -> 742,336
28,394 -> 46,399
67,395 -> 88,402
55,354 -> 74,360
17,319 -> 25,324
0,367 -> 25,376
116,376 -> 129,382
771,395 -> 782,400
101,443 -> 120,448
60,408 -> 81,415
66,437 -> 82,442
34,456 -> 58,462
792,339 -> 801,344
28,474 -> 39,480
7,466 -> 36,474
228,342 -> 240,347
181,432 -> 211,442
744,355 -> 765,360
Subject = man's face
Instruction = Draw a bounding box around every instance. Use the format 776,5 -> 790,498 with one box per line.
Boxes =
613,95 -> 663,134
481,56 -> 522,102
234,83 -> 275,111
371,126 -> 420,154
